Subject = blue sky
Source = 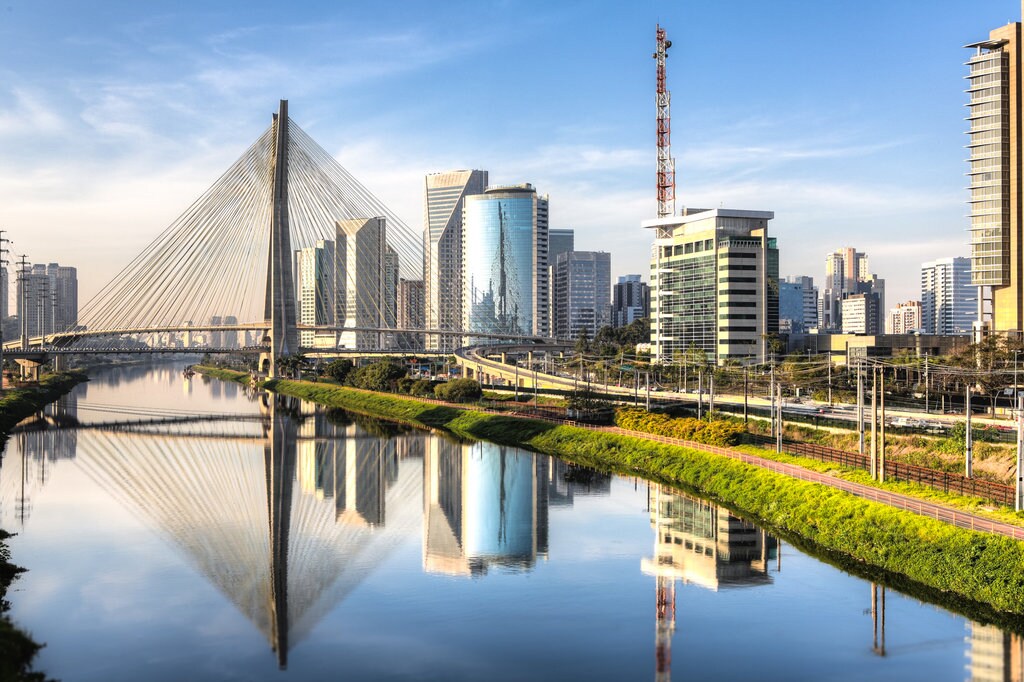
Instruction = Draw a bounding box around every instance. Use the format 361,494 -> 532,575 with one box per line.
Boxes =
0,0 -> 1018,305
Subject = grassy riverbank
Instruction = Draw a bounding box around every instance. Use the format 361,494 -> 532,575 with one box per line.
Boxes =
0,370 -> 85,682
198,366 -> 1024,622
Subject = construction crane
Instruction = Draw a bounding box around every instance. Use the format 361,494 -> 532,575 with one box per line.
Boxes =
654,24 -> 676,219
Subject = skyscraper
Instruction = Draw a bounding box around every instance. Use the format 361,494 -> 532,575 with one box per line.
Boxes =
295,240 -> 340,348
612,275 -> 650,328
463,183 -> 549,340
820,247 -> 884,332
423,170 -> 488,351
966,15 -> 1022,334
779,275 -> 818,333
397,279 -> 425,350
645,209 -> 778,364
921,257 -> 974,335
336,217 -> 392,350
17,263 -> 77,338
548,228 -> 575,264
886,301 -> 922,335
550,251 -> 611,340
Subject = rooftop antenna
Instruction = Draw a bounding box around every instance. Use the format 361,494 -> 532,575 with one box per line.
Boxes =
654,24 -> 676,218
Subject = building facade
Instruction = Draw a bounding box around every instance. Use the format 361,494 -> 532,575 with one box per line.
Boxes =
336,217 -> 395,350
645,209 -> 778,364
295,240 -> 341,348
17,263 -> 77,339
966,19 -> 1022,334
886,300 -> 922,334
612,274 -> 650,328
779,275 -> 817,333
550,251 -> 611,340
424,170 -> 488,351
548,228 -> 574,264
841,293 -> 881,335
463,184 -> 549,340
920,256 -> 974,335
397,278 -> 425,350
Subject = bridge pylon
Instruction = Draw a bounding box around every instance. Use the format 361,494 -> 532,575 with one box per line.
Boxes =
263,100 -> 299,377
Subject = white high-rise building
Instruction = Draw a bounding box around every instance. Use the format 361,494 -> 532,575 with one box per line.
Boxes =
920,257 -> 974,335
295,239 -> 340,348
886,300 -> 922,334
424,170 -> 488,351
336,217 -> 393,350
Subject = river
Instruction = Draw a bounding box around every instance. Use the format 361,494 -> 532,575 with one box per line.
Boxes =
0,362 -> 1015,681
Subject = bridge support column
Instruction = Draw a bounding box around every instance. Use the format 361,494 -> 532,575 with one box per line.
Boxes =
16,359 -> 41,382
52,355 -> 66,372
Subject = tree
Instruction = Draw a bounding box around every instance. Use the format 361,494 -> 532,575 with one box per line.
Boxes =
349,360 -> 407,392
324,358 -> 354,383
435,378 -> 482,402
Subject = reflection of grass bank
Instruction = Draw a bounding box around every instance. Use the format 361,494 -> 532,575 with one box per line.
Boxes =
196,367 -> 1024,621
0,371 -> 85,682
0,372 -> 88,437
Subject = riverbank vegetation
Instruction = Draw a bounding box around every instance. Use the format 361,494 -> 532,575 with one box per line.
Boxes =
196,366 -> 1024,620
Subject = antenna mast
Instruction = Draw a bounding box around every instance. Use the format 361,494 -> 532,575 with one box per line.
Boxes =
654,24 -> 675,218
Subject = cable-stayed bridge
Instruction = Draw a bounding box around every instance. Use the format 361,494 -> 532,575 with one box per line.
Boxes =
7,100 -> 552,376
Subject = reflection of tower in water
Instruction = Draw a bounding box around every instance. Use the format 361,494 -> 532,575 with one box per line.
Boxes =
967,621 -> 1024,682
641,484 -> 777,682
68,397 -> 422,669
423,439 -> 552,576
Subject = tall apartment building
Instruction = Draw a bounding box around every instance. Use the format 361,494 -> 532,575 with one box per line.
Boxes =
920,256 -> 974,335
965,16 -> 1024,335
397,279 -> 425,350
841,293 -> 881,335
779,275 -> 817,333
886,300 -> 922,334
17,263 -> 77,338
612,275 -> 650,328
423,170 -> 488,351
463,184 -> 549,340
295,239 -> 340,348
336,217 -> 395,350
550,251 -> 611,340
645,209 -> 778,364
0,267 -> 7,322
820,247 -> 884,332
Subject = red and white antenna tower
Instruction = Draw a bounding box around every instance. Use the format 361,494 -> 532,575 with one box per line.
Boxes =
654,24 -> 675,218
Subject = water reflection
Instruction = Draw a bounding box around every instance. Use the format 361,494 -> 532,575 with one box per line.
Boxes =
4,369 -> 1023,680
967,622 -> 1024,682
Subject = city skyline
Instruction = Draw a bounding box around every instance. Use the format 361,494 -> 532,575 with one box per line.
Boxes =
0,1 -> 1018,309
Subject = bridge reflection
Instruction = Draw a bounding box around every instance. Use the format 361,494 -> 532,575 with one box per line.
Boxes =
0,392 -> 612,668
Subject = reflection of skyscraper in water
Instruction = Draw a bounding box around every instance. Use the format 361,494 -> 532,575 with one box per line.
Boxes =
543,458 -> 611,508
3,390 -> 83,525
66,399 -> 423,669
967,621 -> 1024,682
424,439 -> 550,576
641,484 -> 777,682
297,411 -> 402,527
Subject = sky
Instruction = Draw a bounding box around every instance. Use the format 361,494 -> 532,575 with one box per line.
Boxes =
0,0 -> 1019,308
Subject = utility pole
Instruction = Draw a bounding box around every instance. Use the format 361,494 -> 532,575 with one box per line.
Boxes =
775,383 -> 782,453
924,354 -> 929,415
879,368 -> 886,483
857,361 -> 865,455
769,364 -> 776,440
646,372 -> 651,411
708,372 -> 714,419
827,351 -> 832,407
743,365 -> 749,425
514,361 -> 519,401
17,255 -> 29,350
697,369 -> 703,420
1017,393 -> 1023,512
870,366 -> 878,480
0,231 -> 11,390
965,386 -> 973,478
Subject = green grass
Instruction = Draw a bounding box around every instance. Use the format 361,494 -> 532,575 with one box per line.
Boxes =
196,368 -> 1024,622
0,371 -> 88,436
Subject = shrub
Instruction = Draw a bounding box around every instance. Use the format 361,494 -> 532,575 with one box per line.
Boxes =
614,407 -> 745,446
349,360 -> 407,392
435,378 -> 482,403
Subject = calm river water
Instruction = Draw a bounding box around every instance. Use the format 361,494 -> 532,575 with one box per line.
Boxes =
0,363 -> 1016,681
